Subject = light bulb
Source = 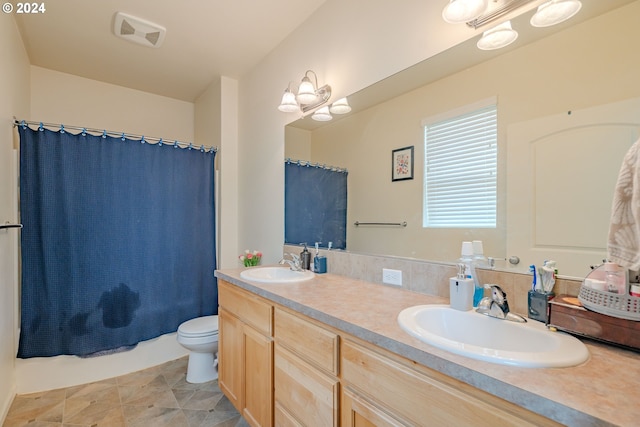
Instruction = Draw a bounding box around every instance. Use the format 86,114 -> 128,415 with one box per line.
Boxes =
442,0 -> 488,24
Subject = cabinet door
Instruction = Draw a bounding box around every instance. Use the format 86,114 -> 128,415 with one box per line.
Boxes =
274,345 -> 339,427
342,387 -> 407,427
243,324 -> 273,427
218,309 -> 243,411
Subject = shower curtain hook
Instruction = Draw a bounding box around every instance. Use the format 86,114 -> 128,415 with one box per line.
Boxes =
102,130 -> 107,139
140,136 -> 146,144
81,128 -> 87,136
38,123 -> 44,131
121,132 -> 126,142
159,138 -> 164,146
188,143 -> 193,150
199,145 -> 205,152
20,120 -> 26,129
173,141 -> 179,148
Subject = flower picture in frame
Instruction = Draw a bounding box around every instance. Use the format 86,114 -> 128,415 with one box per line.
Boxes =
392,146 -> 414,181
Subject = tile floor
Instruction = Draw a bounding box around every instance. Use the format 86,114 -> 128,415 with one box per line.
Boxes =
3,357 -> 248,427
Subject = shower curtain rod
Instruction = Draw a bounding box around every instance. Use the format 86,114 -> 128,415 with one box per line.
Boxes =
285,158 -> 348,173
14,119 -> 218,153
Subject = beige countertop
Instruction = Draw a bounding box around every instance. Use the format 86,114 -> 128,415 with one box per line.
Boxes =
215,267 -> 639,427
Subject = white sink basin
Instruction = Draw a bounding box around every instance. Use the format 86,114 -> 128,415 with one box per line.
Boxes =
397,305 -> 589,368
240,266 -> 314,283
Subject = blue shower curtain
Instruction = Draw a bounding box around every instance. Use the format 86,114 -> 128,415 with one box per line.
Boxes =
18,125 -> 217,358
284,161 -> 347,249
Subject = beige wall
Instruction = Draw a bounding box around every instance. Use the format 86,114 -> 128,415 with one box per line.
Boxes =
236,0 -> 490,265
284,126 -> 311,161
292,2 -> 640,268
30,66 -> 194,141
0,14 -> 30,420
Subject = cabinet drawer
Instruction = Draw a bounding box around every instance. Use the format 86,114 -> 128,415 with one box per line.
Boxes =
341,339 -> 560,427
218,280 -> 272,336
274,345 -> 339,427
275,307 -> 339,375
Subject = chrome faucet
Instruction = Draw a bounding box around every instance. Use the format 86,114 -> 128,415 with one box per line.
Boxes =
279,253 -> 303,271
476,285 -> 526,323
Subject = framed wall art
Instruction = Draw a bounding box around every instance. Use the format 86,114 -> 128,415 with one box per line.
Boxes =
392,146 -> 414,181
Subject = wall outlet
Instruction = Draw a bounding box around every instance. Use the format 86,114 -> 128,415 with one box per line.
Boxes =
382,268 -> 402,286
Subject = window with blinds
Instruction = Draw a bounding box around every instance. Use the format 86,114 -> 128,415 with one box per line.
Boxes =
423,101 -> 497,228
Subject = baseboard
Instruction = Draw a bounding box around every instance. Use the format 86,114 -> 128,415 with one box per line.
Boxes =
0,385 -> 16,426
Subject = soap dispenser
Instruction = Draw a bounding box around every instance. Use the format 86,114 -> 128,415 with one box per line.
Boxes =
313,242 -> 327,274
300,244 -> 311,270
450,263 -> 474,311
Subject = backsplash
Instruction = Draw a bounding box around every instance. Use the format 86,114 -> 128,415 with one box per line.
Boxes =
283,244 -> 582,317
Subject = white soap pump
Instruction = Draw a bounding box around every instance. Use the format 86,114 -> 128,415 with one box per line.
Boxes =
449,263 -> 475,311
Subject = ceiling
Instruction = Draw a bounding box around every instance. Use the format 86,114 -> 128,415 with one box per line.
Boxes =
14,0 -> 326,102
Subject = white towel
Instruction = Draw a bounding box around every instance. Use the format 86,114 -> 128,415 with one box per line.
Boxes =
608,137 -> 640,270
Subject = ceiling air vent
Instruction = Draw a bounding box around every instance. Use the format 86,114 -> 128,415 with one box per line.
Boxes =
113,12 -> 166,48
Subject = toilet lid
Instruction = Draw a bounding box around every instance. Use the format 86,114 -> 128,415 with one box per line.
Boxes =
178,315 -> 219,338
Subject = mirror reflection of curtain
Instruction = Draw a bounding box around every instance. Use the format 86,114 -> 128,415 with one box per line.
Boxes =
284,161 -> 347,250
18,126 -> 217,358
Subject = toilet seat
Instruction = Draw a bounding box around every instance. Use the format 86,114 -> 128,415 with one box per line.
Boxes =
178,315 -> 219,338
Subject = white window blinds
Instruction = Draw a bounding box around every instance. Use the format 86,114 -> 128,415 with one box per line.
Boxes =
423,102 -> 497,228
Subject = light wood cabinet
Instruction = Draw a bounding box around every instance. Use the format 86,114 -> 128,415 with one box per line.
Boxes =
218,281 -> 273,427
341,338 -> 562,427
342,386 -> 409,427
218,279 -> 561,427
273,307 -> 339,427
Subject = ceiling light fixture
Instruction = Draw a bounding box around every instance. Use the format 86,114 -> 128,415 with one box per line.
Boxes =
530,0 -> 582,27
477,20 -> 519,50
442,0 -> 489,24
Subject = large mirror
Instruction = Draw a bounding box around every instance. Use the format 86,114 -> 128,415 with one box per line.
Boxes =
285,0 -> 640,278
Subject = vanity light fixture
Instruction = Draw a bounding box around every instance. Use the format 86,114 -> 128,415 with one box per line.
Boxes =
311,98 -> 352,121
311,106 -> 333,122
278,71 -> 353,120
441,0 -> 582,51
329,97 -> 352,114
442,0 -> 489,24
530,0 -> 582,28
278,70 -> 332,114
277,87 -> 300,113
477,20 -> 518,50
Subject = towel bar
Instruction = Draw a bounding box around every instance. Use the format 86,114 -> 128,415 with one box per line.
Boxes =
0,223 -> 22,230
354,221 -> 407,227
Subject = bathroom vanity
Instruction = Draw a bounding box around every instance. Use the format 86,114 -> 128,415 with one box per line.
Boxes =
215,268 -> 639,426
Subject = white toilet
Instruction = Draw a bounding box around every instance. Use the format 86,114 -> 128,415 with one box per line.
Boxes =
177,315 -> 219,383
